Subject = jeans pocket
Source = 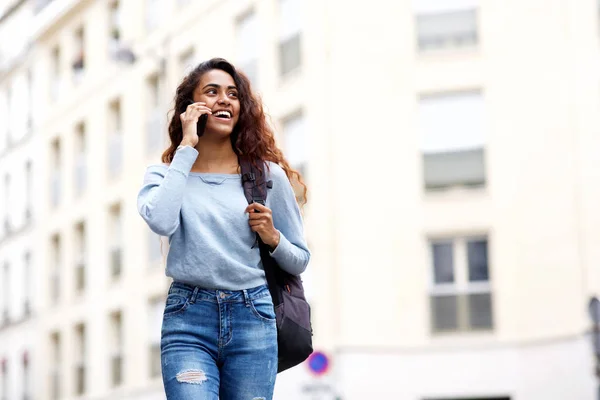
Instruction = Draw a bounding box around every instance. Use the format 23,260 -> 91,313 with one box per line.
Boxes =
249,295 -> 277,322
164,293 -> 190,318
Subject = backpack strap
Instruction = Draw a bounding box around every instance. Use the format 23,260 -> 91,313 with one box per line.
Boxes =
239,157 -> 273,248
239,157 -> 268,205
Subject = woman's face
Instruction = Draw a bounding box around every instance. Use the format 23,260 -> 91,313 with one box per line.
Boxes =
192,69 -> 241,137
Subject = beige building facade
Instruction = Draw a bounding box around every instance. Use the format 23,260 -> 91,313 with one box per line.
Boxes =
1,0 -> 600,399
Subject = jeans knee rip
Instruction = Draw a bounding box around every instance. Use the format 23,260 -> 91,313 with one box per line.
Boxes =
175,369 -> 207,384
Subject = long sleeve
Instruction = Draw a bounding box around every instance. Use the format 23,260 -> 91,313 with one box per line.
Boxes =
137,146 -> 198,236
267,163 -> 311,275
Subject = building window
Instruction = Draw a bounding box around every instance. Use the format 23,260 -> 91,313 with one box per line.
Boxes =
414,0 -> 478,52
282,111 -> 308,202
278,0 -> 302,76
145,0 -> 164,31
146,74 -> 163,154
429,236 -> 493,333
72,26 -> 85,83
25,161 -> 32,221
1,358 -> 8,400
3,174 -> 9,235
50,234 -> 61,304
1,262 -> 9,325
25,70 -> 32,132
282,111 -> 308,178
148,298 -> 163,378
50,46 -> 61,101
0,87 -> 8,153
50,332 -> 61,400
236,10 -> 259,85
109,204 -> 123,279
74,323 -> 86,395
419,91 -> 485,190
109,1 -> 121,53
74,222 -> 86,293
22,352 -> 30,400
23,252 -> 31,317
50,139 -> 62,207
179,48 -> 196,76
74,122 -> 86,196
109,311 -> 123,386
108,100 -> 123,177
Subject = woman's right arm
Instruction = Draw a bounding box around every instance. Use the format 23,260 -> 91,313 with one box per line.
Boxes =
137,146 -> 198,236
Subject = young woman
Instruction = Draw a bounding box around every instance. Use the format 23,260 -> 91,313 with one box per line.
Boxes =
137,58 -> 310,399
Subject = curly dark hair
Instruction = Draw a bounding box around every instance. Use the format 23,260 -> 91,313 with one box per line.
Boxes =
162,57 -> 307,204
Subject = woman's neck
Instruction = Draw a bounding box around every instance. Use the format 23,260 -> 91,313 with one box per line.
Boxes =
191,135 -> 239,174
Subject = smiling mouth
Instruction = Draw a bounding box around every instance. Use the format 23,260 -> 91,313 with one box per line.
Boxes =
213,110 -> 232,120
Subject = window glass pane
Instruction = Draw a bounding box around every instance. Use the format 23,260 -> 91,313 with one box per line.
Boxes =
467,239 -> 489,281
431,294 -> 457,332
282,111 -> 307,175
432,242 -> 454,284
419,91 -> 485,189
279,0 -> 301,40
179,49 -> 196,75
280,33 -> 301,75
419,91 -> 484,154
236,11 -> 258,63
468,292 -> 493,329
424,148 -> 485,189
417,9 -> 478,51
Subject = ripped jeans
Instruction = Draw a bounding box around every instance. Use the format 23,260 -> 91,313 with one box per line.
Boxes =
161,282 -> 278,400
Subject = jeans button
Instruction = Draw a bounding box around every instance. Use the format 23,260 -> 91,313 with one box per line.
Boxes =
220,292 -> 226,299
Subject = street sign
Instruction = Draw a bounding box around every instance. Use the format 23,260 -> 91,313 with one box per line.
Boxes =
307,351 -> 330,376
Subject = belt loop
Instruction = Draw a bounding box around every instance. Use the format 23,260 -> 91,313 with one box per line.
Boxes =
242,289 -> 251,307
190,287 -> 199,304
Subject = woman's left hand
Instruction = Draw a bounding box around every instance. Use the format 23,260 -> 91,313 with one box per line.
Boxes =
246,202 -> 280,249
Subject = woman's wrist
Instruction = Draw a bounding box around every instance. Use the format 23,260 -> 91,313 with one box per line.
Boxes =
266,231 -> 280,250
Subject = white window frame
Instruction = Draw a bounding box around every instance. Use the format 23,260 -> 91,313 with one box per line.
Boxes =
109,311 -> 123,387
413,0 -> 479,53
146,74 -> 163,154
74,324 -> 86,395
109,204 -> 123,279
278,0 -> 302,76
428,235 -> 492,333
236,9 -> 259,85
108,100 -> 123,177
419,90 -> 486,190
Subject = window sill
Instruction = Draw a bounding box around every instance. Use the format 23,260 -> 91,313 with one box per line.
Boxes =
417,45 -> 480,61
423,184 -> 488,200
428,329 -> 496,349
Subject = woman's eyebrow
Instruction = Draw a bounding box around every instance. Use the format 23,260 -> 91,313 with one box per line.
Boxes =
202,83 -> 238,90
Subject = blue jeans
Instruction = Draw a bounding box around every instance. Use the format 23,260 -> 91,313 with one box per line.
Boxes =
161,282 -> 278,400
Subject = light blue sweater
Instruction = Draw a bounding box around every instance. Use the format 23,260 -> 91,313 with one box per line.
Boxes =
137,145 -> 310,290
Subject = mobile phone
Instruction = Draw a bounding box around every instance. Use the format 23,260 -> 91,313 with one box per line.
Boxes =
197,113 -> 208,137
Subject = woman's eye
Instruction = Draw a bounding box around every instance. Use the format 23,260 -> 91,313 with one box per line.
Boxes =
207,89 -> 216,95
229,92 -> 238,98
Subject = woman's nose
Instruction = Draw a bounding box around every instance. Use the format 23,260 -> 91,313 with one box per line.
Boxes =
217,93 -> 230,105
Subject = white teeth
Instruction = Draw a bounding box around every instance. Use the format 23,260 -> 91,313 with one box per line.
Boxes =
214,110 -> 231,118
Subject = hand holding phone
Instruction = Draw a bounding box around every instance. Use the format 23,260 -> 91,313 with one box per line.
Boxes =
180,102 -> 211,147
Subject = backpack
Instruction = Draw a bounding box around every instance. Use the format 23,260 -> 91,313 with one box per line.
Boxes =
239,157 -> 313,373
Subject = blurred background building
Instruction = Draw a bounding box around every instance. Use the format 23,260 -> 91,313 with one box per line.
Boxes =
1,0 -> 600,399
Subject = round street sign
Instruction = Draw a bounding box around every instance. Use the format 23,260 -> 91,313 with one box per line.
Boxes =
307,351 -> 330,376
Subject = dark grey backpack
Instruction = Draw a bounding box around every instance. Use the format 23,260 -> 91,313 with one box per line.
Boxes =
239,157 -> 313,373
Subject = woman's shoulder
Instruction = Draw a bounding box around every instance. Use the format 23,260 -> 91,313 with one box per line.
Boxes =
145,162 -> 170,175
264,161 -> 287,181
